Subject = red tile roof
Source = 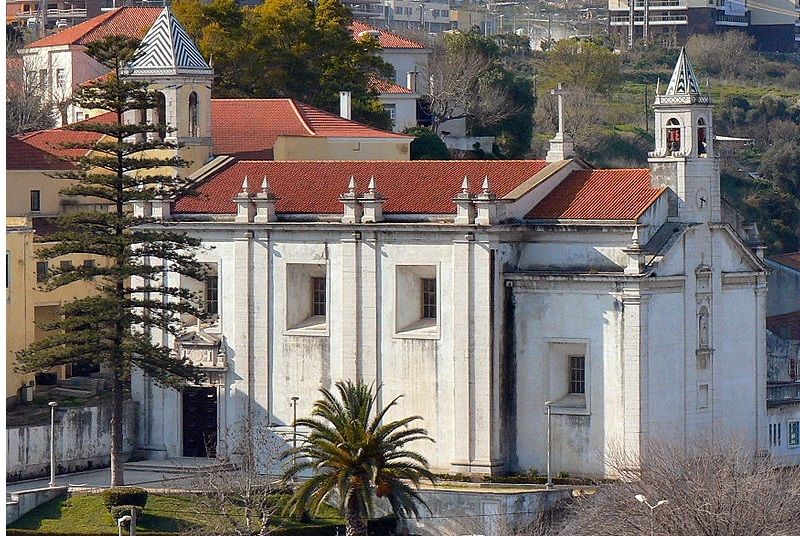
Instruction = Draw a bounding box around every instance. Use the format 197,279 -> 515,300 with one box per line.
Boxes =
769,252 -> 800,272
369,77 -> 414,94
6,136 -> 75,170
174,160 -> 549,215
350,21 -> 425,49
768,311 -> 800,340
27,7 -> 161,48
18,112 -> 116,159
211,99 -> 410,159
527,169 -> 665,221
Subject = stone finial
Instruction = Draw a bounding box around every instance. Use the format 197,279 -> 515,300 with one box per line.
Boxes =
241,176 -> 250,195
260,176 -> 270,194
453,176 -> 475,225
361,175 -> 384,223
545,83 -> 575,162
234,175 -> 255,223
474,175 -> 498,226
254,176 -> 278,223
623,225 -> 646,275
482,175 -> 491,194
656,77 -> 661,95
340,175 -> 362,223
461,176 -> 469,194
368,175 -> 376,194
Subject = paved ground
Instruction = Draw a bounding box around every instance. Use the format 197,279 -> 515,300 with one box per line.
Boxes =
6,458 -> 227,495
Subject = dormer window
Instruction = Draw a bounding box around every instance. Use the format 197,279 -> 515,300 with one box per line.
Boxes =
697,118 -> 707,157
667,118 -> 681,153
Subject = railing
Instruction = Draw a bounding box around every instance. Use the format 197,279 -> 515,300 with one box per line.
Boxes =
609,14 -> 688,25
715,12 -> 750,25
608,0 -> 687,10
46,8 -> 88,19
767,382 -> 800,405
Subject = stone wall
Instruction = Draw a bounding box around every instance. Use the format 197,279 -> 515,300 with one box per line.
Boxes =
6,401 -> 137,482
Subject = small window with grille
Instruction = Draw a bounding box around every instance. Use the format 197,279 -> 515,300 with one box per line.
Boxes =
205,275 -> 218,316
312,277 -> 326,317
422,278 -> 436,319
569,355 -> 586,395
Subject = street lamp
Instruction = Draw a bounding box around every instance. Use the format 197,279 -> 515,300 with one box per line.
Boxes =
635,494 -> 669,536
48,401 -> 58,487
545,400 -> 554,489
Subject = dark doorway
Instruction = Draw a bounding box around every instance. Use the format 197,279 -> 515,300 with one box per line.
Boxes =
182,386 -> 217,457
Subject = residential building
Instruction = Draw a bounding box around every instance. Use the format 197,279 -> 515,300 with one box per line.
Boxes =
608,0 -> 798,51
345,0 -> 452,32
5,136 -> 108,404
130,32 -> 771,478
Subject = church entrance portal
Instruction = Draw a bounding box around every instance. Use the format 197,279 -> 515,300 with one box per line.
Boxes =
182,386 -> 217,457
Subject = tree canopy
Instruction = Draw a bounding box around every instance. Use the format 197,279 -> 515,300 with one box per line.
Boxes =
15,35 -> 207,486
172,0 -> 393,129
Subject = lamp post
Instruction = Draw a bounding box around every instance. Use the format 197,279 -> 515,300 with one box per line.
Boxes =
290,396 -> 300,468
545,400 -> 554,489
48,401 -> 58,487
635,494 -> 669,536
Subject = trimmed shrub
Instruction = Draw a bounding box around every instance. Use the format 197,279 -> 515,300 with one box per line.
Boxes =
109,505 -> 142,522
100,486 -> 149,511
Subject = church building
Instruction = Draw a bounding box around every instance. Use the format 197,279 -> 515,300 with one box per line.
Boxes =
128,9 -> 768,476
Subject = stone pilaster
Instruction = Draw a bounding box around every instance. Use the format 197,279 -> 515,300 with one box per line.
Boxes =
339,235 -> 360,379
621,284 -> 650,468
451,237 -> 472,471
233,231 -> 253,424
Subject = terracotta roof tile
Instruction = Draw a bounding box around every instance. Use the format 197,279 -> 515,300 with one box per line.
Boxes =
27,7 -> 160,48
768,252 -> 800,272
369,77 -> 414,94
767,311 -> 800,340
6,136 -> 75,170
18,112 -> 116,159
173,160 -> 549,215
350,21 -> 425,49
527,168 -> 665,221
210,99 -> 410,159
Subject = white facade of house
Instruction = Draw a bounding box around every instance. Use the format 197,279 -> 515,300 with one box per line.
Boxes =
130,46 -> 771,476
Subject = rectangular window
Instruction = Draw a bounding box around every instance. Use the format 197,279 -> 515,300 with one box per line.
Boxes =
30,190 -> 41,212
569,355 -> 586,395
770,423 -> 783,447
789,421 -> 799,448
38,69 -> 47,91
36,261 -> 48,283
59,260 -> 73,271
83,259 -> 95,269
312,277 -> 326,317
422,277 -> 436,319
384,103 -> 396,122
56,68 -> 65,89
205,275 -> 218,315
76,111 -> 85,122
698,384 -> 709,409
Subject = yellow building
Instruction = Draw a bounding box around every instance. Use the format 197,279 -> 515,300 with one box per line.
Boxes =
5,136 -> 108,404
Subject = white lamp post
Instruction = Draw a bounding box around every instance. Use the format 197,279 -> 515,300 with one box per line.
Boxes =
48,401 -> 58,487
545,400 -> 554,489
635,494 -> 669,536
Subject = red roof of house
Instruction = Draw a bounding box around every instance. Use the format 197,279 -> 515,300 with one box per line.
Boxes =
6,136 -> 75,170
18,112 -> 116,158
527,169 -> 665,221
210,99 -> 410,159
369,77 -> 414,94
27,7 -> 161,48
350,21 -> 425,49
173,160 -> 549,215
767,311 -> 800,340
769,252 -> 800,272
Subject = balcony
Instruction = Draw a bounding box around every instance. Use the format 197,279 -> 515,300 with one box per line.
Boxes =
715,12 -> 750,26
608,0 -> 687,12
46,8 -> 87,19
609,13 -> 688,25
767,382 -> 800,406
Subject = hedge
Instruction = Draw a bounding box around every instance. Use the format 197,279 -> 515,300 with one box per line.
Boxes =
7,532 -> 176,536
100,487 -> 149,511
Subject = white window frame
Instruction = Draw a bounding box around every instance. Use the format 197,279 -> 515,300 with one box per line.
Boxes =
789,420 -> 799,449
394,264 -> 439,339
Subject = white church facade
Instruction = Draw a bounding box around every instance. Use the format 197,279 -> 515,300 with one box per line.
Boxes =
127,10 -> 769,476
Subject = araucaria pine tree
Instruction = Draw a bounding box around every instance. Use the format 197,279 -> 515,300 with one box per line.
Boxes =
16,35 -> 207,487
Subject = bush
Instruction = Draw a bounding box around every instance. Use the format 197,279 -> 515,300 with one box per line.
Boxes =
404,126 -> 450,160
100,487 -> 148,511
109,505 -> 142,521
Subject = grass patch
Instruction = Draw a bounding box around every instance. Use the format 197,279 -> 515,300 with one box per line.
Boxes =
10,492 -> 344,534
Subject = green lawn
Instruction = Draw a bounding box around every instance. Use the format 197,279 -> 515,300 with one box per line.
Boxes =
10,492 -> 343,534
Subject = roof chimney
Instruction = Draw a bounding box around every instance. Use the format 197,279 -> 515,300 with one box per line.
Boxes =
406,71 -> 418,92
339,91 -> 352,120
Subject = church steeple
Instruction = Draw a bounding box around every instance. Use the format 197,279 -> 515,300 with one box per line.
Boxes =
124,7 -> 214,172
649,48 -> 719,224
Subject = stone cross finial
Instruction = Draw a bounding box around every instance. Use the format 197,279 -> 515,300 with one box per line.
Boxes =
461,176 -> 469,194
551,83 -> 568,135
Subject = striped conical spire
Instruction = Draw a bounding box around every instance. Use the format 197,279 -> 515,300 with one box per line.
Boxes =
665,48 -> 701,96
126,7 -> 213,77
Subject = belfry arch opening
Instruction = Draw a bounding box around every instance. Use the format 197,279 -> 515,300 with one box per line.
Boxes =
154,91 -> 167,141
189,91 -> 198,138
697,118 -> 707,157
666,118 -> 681,153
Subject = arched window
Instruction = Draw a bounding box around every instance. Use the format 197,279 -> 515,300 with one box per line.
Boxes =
697,117 -> 707,156
188,91 -> 198,138
155,92 -> 167,141
666,118 -> 681,153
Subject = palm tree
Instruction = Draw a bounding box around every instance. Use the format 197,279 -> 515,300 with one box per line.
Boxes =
281,380 -> 436,536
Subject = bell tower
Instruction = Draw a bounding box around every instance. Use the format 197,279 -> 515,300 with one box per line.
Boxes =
648,48 -> 719,224
124,7 -> 214,173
